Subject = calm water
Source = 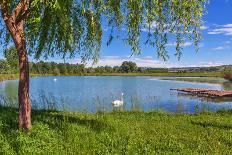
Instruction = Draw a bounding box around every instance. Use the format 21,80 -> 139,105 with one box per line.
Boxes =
0,76 -> 232,113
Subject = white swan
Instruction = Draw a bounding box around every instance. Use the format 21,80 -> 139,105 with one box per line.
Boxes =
112,93 -> 124,107
53,78 -> 57,81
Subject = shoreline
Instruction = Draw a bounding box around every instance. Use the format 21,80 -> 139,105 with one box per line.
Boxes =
0,72 -> 222,82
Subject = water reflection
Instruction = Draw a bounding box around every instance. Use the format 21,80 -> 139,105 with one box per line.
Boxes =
4,81 -> 18,99
177,92 -> 232,103
222,82 -> 232,90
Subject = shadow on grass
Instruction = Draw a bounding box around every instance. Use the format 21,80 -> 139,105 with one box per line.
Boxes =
32,110 -> 112,132
0,106 -> 112,133
0,106 -> 18,131
191,121 -> 232,130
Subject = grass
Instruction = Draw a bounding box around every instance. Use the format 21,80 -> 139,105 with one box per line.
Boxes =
0,72 -> 222,82
161,77 -> 228,84
78,72 -> 222,77
0,74 -> 19,82
0,107 -> 231,154
0,74 -> 53,82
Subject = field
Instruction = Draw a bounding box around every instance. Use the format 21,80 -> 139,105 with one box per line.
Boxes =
77,72 -> 222,77
0,107 -> 231,154
161,77 -> 228,84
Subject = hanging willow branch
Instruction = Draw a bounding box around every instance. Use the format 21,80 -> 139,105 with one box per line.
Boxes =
0,0 -> 208,62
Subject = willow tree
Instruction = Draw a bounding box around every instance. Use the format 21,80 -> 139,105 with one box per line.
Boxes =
0,0 -> 207,130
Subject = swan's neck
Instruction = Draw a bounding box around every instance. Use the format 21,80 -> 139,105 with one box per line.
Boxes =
121,95 -> 123,102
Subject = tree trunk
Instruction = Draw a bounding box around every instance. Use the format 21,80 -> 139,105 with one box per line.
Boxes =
1,0 -> 32,131
16,38 -> 31,131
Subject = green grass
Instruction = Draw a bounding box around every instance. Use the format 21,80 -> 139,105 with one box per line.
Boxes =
0,72 -> 222,82
0,107 -> 231,154
161,77 -> 229,84
78,72 -> 222,77
0,74 -> 19,82
0,74 -> 53,82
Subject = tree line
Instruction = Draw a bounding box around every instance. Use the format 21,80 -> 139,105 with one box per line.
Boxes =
1,46 -> 231,75
0,59 -> 168,75
0,46 -> 170,74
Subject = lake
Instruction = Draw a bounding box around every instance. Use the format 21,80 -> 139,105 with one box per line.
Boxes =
0,76 -> 232,113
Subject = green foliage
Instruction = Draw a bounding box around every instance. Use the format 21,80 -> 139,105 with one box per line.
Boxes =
0,60 -> 11,74
4,46 -> 18,71
0,107 -> 231,154
120,61 -> 137,73
0,58 -> 223,77
1,0 -> 207,62
223,67 -> 232,81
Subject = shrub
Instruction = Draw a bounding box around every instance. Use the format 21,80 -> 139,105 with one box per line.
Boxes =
223,67 -> 232,81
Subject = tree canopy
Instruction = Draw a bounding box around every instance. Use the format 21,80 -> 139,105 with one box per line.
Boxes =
120,61 -> 137,73
4,46 -> 18,70
1,0 -> 207,62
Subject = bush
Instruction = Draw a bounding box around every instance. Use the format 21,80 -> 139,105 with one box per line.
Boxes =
120,61 -> 137,73
223,67 -> 232,81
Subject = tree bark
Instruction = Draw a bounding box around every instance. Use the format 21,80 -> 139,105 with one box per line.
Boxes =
1,0 -> 32,131
12,24 -> 32,131
16,38 -> 31,131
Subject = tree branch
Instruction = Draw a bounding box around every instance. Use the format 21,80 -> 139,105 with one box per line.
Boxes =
12,0 -> 25,21
16,9 -> 30,23
16,0 -> 30,24
0,0 -> 10,21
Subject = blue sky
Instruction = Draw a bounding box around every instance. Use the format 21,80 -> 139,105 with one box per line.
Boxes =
1,0 -> 232,68
90,0 -> 232,68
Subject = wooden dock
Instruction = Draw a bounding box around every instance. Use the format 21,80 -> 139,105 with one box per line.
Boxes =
171,88 -> 232,97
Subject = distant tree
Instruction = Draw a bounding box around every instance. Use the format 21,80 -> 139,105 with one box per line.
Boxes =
53,67 -> 60,76
0,59 -> 11,73
113,66 -> 120,73
223,67 -> 232,81
120,61 -> 137,73
58,63 -> 67,75
4,46 -> 18,72
77,64 -> 85,74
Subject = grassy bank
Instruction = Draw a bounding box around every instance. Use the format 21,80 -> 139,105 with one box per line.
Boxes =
0,72 -> 222,82
0,74 -> 53,82
76,72 -> 222,77
161,77 -> 229,84
0,107 -> 231,154
0,74 -> 19,82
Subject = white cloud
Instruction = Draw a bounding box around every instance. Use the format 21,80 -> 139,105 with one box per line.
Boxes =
208,24 -> 232,36
212,46 -> 226,51
166,42 -> 192,47
102,56 -> 120,59
48,56 -> 227,68
200,25 -> 208,30
195,62 -> 225,67
93,57 -> 226,68
93,56 -> 180,68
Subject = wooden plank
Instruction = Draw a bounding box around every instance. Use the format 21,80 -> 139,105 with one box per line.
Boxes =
171,88 -> 232,97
